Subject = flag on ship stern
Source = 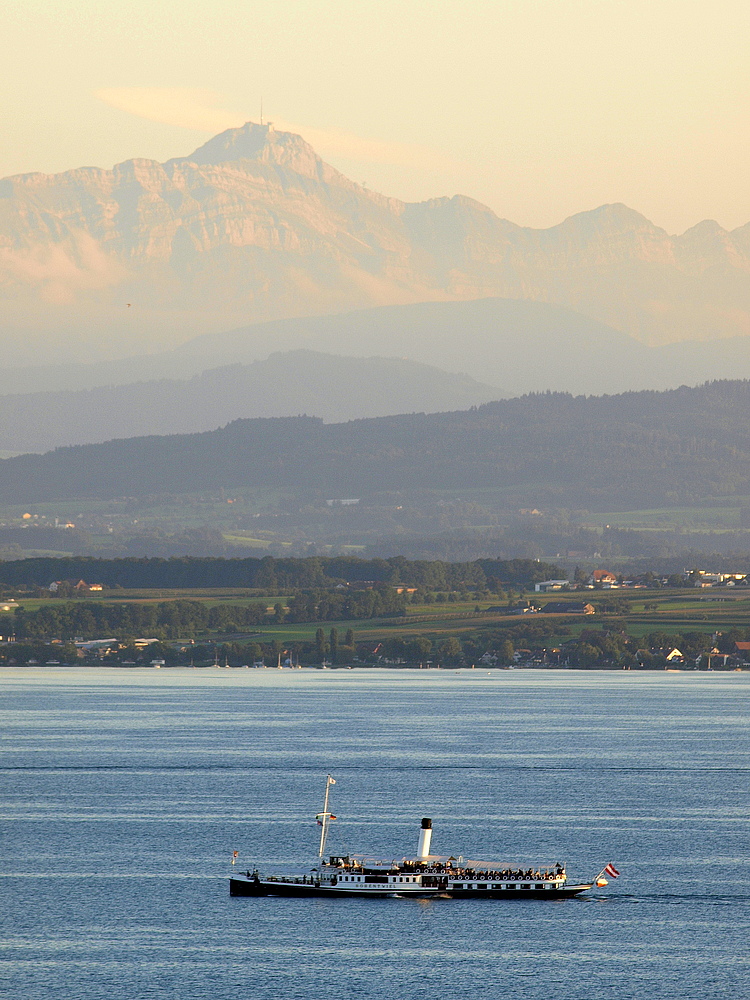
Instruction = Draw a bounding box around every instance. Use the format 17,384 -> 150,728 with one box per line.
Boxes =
596,863 -> 620,886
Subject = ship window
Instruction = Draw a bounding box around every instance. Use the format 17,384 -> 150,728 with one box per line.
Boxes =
452,883 -> 463,890
535,885 -> 544,890
521,884 -> 530,889
493,884 -> 501,889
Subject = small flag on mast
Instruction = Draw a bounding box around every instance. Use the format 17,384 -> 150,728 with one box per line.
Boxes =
316,813 -> 337,825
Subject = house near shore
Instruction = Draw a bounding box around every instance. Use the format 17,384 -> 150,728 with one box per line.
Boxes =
689,570 -> 749,587
542,602 -> 595,615
534,579 -> 569,593
74,638 -> 119,654
588,570 -> 618,587
513,649 -> 533,663
655,647 -> 685,663
48,579 -> 104,594
49,579 -> 87,593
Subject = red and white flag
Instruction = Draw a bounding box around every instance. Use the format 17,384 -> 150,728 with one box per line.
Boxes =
604,863 -> 620,879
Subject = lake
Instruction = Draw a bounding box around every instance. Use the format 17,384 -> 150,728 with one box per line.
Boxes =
1,667 -> 749,999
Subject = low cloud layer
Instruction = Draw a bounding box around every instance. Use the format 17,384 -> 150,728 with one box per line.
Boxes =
0,232 -> 128,304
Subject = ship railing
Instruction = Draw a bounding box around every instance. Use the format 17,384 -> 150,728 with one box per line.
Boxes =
265,875 -> 316,885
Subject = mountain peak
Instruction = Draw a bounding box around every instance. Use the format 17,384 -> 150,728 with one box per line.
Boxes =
175,121 -> 318,169
563,203 -> 662,233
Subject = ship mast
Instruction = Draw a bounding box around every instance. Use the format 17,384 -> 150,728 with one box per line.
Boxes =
317,774 -> 336,858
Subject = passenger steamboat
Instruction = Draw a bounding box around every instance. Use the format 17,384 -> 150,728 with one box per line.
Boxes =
229,776 -> 619,899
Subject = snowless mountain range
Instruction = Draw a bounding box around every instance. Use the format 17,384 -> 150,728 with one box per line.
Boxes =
2,122 -> 750,454
3,121 -> 750,367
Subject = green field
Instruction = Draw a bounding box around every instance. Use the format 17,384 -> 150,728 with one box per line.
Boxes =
590,499 -> 750,532
3,589 -> 749,652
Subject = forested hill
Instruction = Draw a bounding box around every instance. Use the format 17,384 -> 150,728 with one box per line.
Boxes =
2,380 -> 750,508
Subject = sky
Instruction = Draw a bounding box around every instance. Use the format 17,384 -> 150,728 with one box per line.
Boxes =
4,0 -> 750,234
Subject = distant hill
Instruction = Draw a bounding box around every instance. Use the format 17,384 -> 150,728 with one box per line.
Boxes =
3,121 -> 750,364
2,379 -> 749,509
171,298 -> 750,396
0,350 -> 503,453
4,298 -> 750,402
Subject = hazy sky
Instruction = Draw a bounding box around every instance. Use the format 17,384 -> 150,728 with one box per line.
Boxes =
4,0 -> 750,233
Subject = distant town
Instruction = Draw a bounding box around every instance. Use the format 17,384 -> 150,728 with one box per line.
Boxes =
1,556 -> 748,672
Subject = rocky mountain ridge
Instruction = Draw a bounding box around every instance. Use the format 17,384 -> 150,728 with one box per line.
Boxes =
2,122 -> 750,362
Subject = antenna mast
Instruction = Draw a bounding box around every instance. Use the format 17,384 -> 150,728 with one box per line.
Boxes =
317,774 -> 336,858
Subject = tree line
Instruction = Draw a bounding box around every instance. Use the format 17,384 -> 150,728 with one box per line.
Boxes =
0,555 -> 561,592
8,589 -> 410,641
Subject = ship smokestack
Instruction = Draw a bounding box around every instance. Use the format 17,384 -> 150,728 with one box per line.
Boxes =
417,818 -> 432,859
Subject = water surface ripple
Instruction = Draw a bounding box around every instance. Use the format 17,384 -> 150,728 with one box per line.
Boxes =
1,668 -> 748,999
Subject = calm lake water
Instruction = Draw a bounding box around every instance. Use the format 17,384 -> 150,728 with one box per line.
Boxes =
1,667 -> 749,1000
